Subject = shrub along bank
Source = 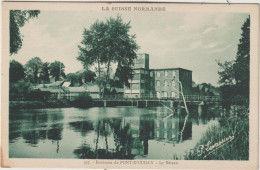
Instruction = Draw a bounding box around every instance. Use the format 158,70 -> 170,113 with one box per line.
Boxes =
9,99 -> 71,110
72,93 -> 93,108
177,106 -> 249,160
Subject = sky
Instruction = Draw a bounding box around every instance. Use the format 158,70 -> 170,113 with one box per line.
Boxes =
10,11 -> 249,86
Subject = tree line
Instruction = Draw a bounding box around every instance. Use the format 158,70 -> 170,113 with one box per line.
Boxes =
9,58 -> 96,100
10,58 -> 97,84
10,58 -> 65,84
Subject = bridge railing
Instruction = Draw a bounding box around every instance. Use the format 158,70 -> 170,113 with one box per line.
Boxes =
96,94 -> 221,102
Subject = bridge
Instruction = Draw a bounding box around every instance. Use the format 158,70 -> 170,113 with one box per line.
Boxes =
92,95 -> 221,109
93,95 -> 220,102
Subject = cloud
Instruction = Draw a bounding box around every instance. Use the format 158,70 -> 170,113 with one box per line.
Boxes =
202,26 -> 218,34
209,43 -> 234,54
189,41 -> 203,50
204,42 -> 218,49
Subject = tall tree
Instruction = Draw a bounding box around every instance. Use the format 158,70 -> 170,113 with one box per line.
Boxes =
9,60 -> 25,83
39,62 -> 50,83
66,73 -> 80,86
217,60 -> 235,86
77,15 -> 139,97
50,61 -> 66,81
217,16 -> 250,107
233,16 -> 250,99
25,57 -> 43,84
10,10 -> 40,55
80,70 -> 96,83
66,70 -> 96,87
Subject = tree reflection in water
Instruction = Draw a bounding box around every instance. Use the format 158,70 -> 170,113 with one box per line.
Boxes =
73,118 -> 134,159
139,114 -> 155,155
17,112 -> 64,152
69,121 -> 94,137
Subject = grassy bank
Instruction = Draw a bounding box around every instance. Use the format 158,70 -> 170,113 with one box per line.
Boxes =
9,99 -> 71,110
180,106 -> 249,160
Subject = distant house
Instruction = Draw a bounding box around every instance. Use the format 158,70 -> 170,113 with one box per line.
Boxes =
33,81 -> 65,99
67,86 -> 87,100
64,82 -> 101,100
84,83 -> 100,99
192,83 -> 219,96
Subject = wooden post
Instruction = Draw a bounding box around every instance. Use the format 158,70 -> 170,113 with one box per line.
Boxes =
104,101 -> 107,107
198,101 -> 204,116
145,100 -> 148,107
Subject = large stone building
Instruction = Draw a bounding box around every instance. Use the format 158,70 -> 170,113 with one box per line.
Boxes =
124,53 -> 192,98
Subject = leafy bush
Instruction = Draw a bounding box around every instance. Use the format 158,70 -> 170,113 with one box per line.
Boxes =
232,95 -> 249,106
26,90 -> 51,101
182,112 -> 249,160
73,93 -> 93,108
9,79 -> 32,101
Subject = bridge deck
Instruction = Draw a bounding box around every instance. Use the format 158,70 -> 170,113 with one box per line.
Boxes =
92,95 -> 221,102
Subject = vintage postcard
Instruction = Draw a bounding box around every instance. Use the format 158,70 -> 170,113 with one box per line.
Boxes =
1,2 -> 259,169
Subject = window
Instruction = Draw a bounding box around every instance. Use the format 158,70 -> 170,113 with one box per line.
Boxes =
135,70 -> 140,74
165,71 -> 168,76
171,92 -> 175,98
132,84 -> 140,89
156,81 -> 160,86
150,72 -> 153,77
172,71 -> 176,76
172,80 -> 175,86
133,74 -> 140,80
163,91 -> 168,97
156,91 -> 161,98
164,80 -> 168,86
157,72 -> 160,77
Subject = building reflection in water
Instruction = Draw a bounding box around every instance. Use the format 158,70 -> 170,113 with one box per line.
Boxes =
124,112 -> 192,157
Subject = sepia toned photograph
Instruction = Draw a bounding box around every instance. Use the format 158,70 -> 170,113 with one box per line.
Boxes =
1,2 -> 259,169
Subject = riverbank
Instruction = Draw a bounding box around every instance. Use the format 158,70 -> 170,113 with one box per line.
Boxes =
9,99 -> 71,110
179,106 -> 249,160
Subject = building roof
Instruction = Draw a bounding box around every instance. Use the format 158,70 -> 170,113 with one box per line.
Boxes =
37,88 -> 64,93
63,82 -> 71,87
68,86 -> 87,92
34,81 -> 64,89
86,84 -> 100,93
149,67 -> 192,72
50,81 -> 64,86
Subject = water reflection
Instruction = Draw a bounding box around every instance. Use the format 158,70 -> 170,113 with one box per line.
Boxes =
10,109 -> 64,149
72,119 -> 134,159
9,107 -> 219,159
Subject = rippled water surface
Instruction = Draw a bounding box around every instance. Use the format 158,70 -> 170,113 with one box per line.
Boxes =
9,107 -> 219,159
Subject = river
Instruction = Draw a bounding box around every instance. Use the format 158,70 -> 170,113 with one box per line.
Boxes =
9,106 -> 219,159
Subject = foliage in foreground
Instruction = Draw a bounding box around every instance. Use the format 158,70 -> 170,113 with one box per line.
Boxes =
182,108 -> 249,160
10,10 -> 40,55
